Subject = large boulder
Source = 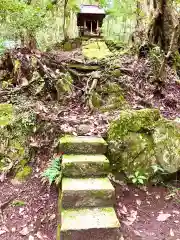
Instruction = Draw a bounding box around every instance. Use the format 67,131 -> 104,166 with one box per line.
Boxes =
153,119 -> 180,173
0,103 -> 36,180
107,109 -> 180,182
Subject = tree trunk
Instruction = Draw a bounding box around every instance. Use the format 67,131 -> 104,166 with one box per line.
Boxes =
148,0 -> 180,53
63,0 -> 69,41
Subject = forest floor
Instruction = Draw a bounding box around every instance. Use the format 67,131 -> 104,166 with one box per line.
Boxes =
0,171 -> 180,240
0,45 -> 180,239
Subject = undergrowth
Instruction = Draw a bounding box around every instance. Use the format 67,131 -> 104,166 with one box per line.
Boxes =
42,154 -> 62,186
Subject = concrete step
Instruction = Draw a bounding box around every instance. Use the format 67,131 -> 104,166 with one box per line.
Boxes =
60,207 -> 121,240
62,154 -> 110,177
59,136 -> 107,154
62,177 -> 115,208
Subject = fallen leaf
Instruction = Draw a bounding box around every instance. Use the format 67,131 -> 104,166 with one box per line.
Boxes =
119,205 -> 128,215
19,226 -> 30,236
29,236 -> 34,240
11,227 -> 16,232
173,210 -> 179,215
123,210 -> 137,226
0,230 -> 6,235
49,213 -> 56,221
170,228 -> 174,237
157,213 -> 171,222
36,231 -> 43,239
136,199 -> 142,206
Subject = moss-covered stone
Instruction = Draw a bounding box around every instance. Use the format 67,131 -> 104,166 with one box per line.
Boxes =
63,42 -> 72,51
107,109 -> 180,181
111,69 -> 121,78
108,109 -> 160,140
97,82 -> 127,111
92,92 -> 102,108
61,207 -> 120,232
56,72 -> 73,100
62,177 -> 114,208
15,165 -> 32,181
0,103 -> 36,175
62,154 -> 110,177
59,136 -> 107,154
153,119 -> 180,173
82,41 -> 112,60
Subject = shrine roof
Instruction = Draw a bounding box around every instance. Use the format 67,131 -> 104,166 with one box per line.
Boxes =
79,5 -> 105,14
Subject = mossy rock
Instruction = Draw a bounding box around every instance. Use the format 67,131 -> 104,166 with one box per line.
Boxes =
111,69 -> 121,78
107,109 -> 161,180
82,41 -> 112,60
108,109 -> 160,140
15,165 -> 32,181
108,109 -> 180,182
153,119 -> 180,173
100,82 -> 122,94
0,104 -> 36,174
92,92 -> 102,108
63,42 -> 72,51
108,132 -> 156,179
56,72 -> 73,100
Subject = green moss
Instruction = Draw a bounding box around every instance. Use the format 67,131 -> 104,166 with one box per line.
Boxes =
15,166 -> 32,181
0,103 -> 13,126
108,109 -> 160,140
82,41 -> 112,60
111,69 -> 121,77
101,82 -> 122,94
153,119 -> 180,173
92,92 -> 102,108
11,200 -> 26,207
63,42 -> 72,51
67,64 -> 99,71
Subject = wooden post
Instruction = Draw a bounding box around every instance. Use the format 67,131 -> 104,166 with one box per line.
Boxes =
97,20 -> 99,35
84,20 -> 86,33
91,21 -> 92,34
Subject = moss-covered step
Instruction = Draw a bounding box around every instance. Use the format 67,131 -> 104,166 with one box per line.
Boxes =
62,154 -> 110,177
62,177 -> 115,208
59,136 -> 107,154
59,207 -> 121,240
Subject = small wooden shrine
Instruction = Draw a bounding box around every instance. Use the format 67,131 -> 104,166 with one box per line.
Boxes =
77,5 -> 106,37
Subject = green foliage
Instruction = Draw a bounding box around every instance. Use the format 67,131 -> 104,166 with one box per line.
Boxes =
129,171 -> 148,185
11,200 -> 26,207
42,156 -> 62,185
152,164 -> 164,174
0,0 -> 50,42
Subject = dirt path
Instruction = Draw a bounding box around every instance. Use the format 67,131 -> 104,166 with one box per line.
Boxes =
0,172 -> 180,240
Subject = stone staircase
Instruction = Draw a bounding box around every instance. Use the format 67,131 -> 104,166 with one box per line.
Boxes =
57,136 -> 120,240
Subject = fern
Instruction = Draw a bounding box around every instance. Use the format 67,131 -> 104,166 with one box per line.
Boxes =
42,155 -> 62,185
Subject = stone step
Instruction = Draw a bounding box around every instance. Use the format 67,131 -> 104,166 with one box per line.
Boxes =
62,154 -> 110,177
62,177 -> 115,208
60,207 -> 121,240
59,136 -> 107,154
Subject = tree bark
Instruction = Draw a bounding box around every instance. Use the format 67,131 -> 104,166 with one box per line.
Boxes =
148,0 -> 180,53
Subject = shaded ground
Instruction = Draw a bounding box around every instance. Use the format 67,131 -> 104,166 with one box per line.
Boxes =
0,172 -> 180,239
0,175 -> 58,240
115,183 -> 180,240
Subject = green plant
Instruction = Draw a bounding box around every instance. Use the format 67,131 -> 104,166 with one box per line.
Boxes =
129,171 -> 148,184
11,200 -> 26,207
42,155 -> 62,185
152,164 -> 164,174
